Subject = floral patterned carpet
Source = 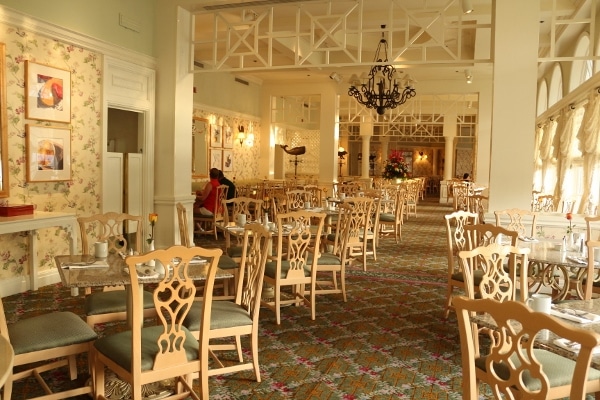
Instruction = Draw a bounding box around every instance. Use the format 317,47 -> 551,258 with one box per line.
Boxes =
4,195 -> 486,399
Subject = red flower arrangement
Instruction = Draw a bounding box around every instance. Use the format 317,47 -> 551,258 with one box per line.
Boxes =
382,150 -> 410,180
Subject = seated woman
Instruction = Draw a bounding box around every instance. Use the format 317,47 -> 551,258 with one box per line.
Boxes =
194,168 -> 220,216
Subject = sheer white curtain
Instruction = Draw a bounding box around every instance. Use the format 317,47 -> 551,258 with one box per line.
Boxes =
576,90 -> 600,213
539,118 -> 557,194
552,107 -> 576,208
532,123 -> 545,193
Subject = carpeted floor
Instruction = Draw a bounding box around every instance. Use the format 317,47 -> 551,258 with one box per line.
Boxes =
3,195 -> 489,399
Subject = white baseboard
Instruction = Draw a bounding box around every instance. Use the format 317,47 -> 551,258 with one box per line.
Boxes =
0,270 -> 61,297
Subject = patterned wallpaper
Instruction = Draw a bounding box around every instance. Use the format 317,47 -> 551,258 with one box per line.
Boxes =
0,25 -> 102,279
455,149 -> 473,179
192,108 -> 261,183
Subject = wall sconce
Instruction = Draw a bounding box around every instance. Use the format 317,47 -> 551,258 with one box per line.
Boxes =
237,125 -> 246,146
418,151 -> 428,161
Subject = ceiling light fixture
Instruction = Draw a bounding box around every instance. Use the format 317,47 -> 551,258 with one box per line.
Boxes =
329,72 -> 343,83
348,25 -> 416,115
465,69 -> 473,84
461,0 -> 474,14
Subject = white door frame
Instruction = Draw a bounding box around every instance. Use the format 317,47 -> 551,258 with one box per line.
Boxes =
102,56 -> 155,222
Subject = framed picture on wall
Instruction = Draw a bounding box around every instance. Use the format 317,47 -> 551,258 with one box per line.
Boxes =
25,61 -> 71,123
222,149 -> 233,172
210,124 -> 222,148
223,125 -> 233,148
26,124 -> 71,182
210,149 -> 222,170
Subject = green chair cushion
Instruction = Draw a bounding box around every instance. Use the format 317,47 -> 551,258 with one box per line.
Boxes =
182,300 -> 252,332
218,255 -> 238,270
451,269 -> 484,285
85,290 -> 155,315
226,246 -> 244,258
264,260 -> 311,279
94,325 -> 198,372
324,233 -> 336,242
476,349 -> 600,391
308,253 -> 342,266
379,213 -> 395,222
8,311 -> 97,355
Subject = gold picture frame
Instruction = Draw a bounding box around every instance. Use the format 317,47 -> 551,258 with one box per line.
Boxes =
26,124 -> 72,182
25,61 -> 71,123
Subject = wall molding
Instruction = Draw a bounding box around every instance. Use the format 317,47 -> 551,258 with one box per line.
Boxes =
193,102 -> 261,123
0,6 -> 156,69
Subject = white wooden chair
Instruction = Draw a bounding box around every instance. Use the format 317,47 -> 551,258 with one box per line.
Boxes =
0,293 -> 97,400
183,222 -> 271,382
261,211 -> 325,324
453,296 -> 600,399
78,212 -> 157,328
93,245 -> 223,400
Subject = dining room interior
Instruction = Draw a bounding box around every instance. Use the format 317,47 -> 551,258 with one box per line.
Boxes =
3,0 -> 600,399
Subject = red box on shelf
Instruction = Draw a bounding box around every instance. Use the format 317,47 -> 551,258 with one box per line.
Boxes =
0,205 -> 35,217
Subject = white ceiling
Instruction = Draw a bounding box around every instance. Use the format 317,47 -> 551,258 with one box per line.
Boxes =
175,0 -> 586,141
177,0 -> 584,85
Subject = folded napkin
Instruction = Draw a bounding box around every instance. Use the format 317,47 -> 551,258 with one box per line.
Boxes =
226,226 -> 245,232
124,266 -> 160,279
308,207 -> 323,212
551,307 -> 600,324
519,236 -> 538,242
63,260 -> 109,269
553,338 -> 600,354
567,256 -> 588,265
565,256 -> 599,266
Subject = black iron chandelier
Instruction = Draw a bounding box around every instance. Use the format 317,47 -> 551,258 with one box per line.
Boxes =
348,28 -> 416,115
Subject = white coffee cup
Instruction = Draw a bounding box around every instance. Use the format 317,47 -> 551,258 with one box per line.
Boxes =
527,293 -> 551,314
304,201 -> 311,209
236,214 -> 246,227
94,241 -> 108,258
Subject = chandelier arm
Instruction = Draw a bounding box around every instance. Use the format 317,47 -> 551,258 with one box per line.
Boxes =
348,33 -> 415,115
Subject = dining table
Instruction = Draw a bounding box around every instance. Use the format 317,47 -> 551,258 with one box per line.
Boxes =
517,238 -> 597,301
55,251 -> 235,327
471,299 -> 600,369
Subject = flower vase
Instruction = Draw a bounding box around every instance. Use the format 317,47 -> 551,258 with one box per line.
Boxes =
147,240 -> 157,266
568,232 -> 575,249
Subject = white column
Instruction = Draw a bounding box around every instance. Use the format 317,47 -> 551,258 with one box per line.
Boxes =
360,118 -> 373,179
443,107 -> 458,181
154,4 -> 195,247
444,137 -> 456,181
488,0 -> 538,211
380,136 -> 389,168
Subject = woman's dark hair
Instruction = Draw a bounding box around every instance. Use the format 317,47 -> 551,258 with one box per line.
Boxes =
209,168 -> 220,179
463,173 -> 470,180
